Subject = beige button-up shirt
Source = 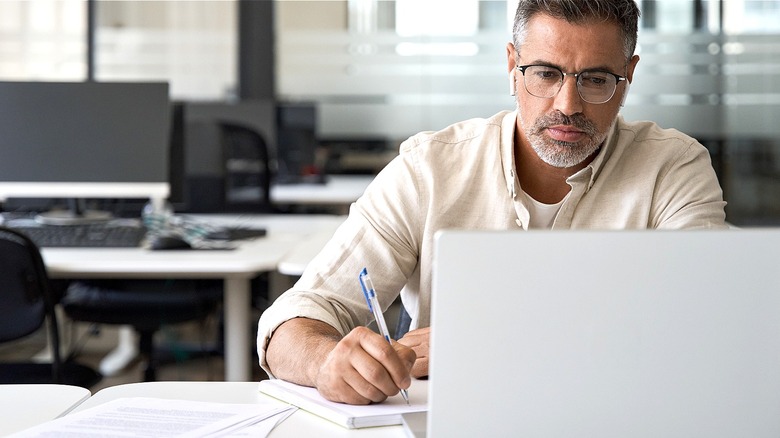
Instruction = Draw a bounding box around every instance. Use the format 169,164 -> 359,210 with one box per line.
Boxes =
257,110 -> 727,375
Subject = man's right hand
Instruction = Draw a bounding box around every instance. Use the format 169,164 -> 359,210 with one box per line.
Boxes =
315,326 -> 415,404
265,319 -> 415,405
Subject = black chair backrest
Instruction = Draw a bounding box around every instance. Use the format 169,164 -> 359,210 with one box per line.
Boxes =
0,226 -> 62,380
218,121 -> 273,212
0,227 -> 51,342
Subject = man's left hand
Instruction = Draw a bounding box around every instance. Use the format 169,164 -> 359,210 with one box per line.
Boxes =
398,327 -> 430,378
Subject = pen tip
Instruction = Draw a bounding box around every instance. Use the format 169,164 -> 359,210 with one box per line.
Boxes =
401,389 -> 410,405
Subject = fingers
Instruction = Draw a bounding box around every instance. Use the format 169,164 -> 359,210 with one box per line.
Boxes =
353,327 -> 415,394
398,327 -> 430,378
410,355 -> 428,379
315,327 -> 415,405
392,341 -> 417,379
315,348 -> 374,404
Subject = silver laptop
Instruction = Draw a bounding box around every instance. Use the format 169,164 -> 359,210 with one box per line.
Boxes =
427,229 -> 780,438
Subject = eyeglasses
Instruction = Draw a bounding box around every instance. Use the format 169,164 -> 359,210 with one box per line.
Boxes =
515,64 -> 627,104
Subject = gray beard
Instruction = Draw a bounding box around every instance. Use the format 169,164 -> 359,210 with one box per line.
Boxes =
519,109 -> 607,168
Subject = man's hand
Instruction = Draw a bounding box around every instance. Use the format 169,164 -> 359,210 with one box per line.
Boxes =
316,326 -> 415,405
265,319 -> 415,405
397,327 -> 430,378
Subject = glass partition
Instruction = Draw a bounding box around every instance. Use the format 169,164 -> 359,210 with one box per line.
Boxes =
94,1 -> 237,100
0,0 -> 237,101
0,0 -> 87,80
275,0 -> 512,141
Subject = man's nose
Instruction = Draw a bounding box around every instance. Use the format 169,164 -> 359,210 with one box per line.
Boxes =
552,75 -> 584,116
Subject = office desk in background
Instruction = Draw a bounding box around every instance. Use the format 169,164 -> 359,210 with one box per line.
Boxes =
271,175 -> 371,274
277,227 -> 340,277
40,214 -> 347,382
270,175 -> 374,211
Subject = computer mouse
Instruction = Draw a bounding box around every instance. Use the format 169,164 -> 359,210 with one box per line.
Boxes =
149,234 -> 192,250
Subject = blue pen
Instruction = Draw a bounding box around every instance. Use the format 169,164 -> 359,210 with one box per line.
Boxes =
359,267 -> 411,405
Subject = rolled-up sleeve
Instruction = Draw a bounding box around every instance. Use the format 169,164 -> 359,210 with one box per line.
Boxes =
257,148 -> 424,377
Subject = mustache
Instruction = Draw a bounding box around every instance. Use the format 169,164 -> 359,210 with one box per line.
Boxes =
533,111 -> 597,136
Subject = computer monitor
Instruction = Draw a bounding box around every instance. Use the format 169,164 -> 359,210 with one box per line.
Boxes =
0,81 -> 170,223
276,102 -> 320,184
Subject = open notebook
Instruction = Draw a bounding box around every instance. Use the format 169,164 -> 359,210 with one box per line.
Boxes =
259,379 -> 427,429
427,229 -> 780,438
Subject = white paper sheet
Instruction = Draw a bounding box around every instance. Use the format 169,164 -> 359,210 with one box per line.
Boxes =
12,397 -> 294,438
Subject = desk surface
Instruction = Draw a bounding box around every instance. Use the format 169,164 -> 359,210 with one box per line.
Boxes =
277,224 -> 342,277
271,175 -> 374,205
41,214 -> 345,280
0,384 -> 90,436
71,381 -> 414,437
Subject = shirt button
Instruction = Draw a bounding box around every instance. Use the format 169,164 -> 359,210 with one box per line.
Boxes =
515,219 -> 523,227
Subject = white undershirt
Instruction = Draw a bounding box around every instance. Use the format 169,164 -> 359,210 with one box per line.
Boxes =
522,190 -> 566,229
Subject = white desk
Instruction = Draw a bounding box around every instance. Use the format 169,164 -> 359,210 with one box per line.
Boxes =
70,381 -> 415,437
272,175 -> 367,275
277,225 -> 342,277
0,384 -> 90,436
40,214 -> 346,382
271,175 -> 373,206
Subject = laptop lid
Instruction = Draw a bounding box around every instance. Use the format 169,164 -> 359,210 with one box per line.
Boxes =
428,230 -> 780,438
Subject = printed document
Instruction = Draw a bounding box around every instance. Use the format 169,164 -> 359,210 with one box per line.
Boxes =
12,397 -> 295,437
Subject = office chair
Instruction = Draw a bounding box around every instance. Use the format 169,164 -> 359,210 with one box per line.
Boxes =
218,121 -> 274,213
61,279 -> 222,382
179,120 -> 274,214
0,226 -> 101,387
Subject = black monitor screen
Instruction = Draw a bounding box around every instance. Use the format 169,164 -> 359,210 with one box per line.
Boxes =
0,81 -> 170,199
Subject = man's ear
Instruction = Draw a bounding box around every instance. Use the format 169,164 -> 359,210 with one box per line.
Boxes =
621,54 -> 639,107
506,42 -> 518,96
626,54 -> 640,83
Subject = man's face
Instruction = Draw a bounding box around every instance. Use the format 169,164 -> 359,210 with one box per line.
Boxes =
508,15 -> 639,168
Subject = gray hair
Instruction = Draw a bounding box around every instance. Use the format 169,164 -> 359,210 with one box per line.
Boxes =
512,0 -> 640,61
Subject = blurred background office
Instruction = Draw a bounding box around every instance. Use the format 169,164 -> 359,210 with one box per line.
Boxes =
0,0 -> 778,225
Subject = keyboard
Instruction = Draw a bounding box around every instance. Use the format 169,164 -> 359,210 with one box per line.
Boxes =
7,221 -> 147,248
204,226 -> 267,241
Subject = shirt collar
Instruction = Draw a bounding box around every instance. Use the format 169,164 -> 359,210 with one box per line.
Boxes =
567,115 -> 623,189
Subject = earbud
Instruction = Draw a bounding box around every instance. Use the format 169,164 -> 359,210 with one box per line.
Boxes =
620,82 -> 631,107
509,71 -> 516,96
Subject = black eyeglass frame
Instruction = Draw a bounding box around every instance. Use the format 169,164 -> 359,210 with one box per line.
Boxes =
515,64 -> 628,104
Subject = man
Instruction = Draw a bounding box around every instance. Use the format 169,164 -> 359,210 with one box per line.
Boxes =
258,0 -> 727,405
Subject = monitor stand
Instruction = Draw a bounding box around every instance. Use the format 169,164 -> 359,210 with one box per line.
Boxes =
35,198 -> 113,226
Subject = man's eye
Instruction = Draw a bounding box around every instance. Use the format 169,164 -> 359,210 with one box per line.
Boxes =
534,69 -> 561,80
582,73 -> 610,87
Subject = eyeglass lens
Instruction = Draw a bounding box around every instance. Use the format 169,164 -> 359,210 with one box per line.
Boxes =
522,66 -> 617,104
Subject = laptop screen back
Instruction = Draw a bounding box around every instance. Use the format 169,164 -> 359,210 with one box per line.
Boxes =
428,230 -> 780,438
